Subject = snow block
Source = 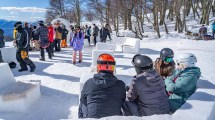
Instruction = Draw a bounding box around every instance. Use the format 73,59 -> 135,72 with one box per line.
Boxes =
0,82 -> 41,112
0,47 -> 17,63
113,37 -> 140,54
91,50 -> 114,67
96,42 -> 115,51
0,63 -> 16,90
172,88 -> 215,120
83,39 -> 89,47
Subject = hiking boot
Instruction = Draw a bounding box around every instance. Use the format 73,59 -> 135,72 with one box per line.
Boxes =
30,67 -> 36,72
18,68 -> 28,72
39,58 -> 45,61
79,60 -> 82,63
73,62 -> 76,65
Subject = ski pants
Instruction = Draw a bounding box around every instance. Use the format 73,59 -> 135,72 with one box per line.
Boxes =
54,39 -> 61,51
40,45 -> 52,59
93,35 -> 97,45
16,47 -> 36,70
0,50 -> 3,62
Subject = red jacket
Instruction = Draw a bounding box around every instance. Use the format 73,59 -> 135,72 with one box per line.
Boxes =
48,26 -> 54,42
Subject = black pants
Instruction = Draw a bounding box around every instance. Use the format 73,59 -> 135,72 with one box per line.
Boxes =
93,35 -> 97,45
49,42 -> 54,54
213,30 -> 215,39
0,50 -> 3,62
54,39 -> 61,51
108,33 -> 112,40
40,46 -> 52,59
86,36 -> 91,45
16,48 -> 36,70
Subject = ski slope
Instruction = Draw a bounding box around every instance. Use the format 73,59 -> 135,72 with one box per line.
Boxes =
0,36 -> 215,120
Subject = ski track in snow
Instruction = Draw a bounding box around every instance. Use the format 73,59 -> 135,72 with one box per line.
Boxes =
0,38 -> 215,120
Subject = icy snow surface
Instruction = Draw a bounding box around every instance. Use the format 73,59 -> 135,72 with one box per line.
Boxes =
0,37 -> 215,120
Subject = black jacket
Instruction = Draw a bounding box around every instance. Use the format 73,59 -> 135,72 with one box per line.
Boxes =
32,29 -> 39,40
127,70 -> 170,116
62,28 -> 68,40
100,27 -> 109,40
79,72 -> 126,118
35,25 -> 49,42
16,28 -> 29,50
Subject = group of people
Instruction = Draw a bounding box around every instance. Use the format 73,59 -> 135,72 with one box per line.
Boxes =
79,48 -> 201,118
83,23 -> 112,46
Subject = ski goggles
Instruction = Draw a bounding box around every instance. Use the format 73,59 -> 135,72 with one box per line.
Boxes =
163,57 -> 173,63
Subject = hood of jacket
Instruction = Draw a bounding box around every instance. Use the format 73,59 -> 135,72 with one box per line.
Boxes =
136,70 -> 164,87
92,73 -> 118,89
181,67 -> 201,79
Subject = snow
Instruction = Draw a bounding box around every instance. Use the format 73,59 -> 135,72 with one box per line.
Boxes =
0,34 -> 214,120
0,47 -> 17,64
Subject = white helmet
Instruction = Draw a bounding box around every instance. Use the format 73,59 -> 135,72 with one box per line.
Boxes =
176,53 -> 197,67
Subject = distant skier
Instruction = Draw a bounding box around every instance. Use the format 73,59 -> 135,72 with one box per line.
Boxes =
61,25 -> 68,48
47,23 -> 54,56
92,24 -> 99,45
54,22 -> 63,51
165,53 -> 201,113
70,26 -> 84,65
123,54 -> 170,116
212,21 -> 215,39
86,26 -> 91,46
154,48 -> 175,79
14,21 -> 36,72
0,28 -> 4,63
35,21 -> 52,61
198,25 -> 207,40
79,54 -> 126,118
100,24 -> 110,43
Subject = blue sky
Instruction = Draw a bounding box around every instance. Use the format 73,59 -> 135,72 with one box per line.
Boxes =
0,0 -> 49,22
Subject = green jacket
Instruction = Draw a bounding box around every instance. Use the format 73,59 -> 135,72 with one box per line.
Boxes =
165,67 -> 201,112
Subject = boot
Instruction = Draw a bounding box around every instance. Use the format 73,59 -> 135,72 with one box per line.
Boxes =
18,68 -> 28,72
30,67 -> 36,72
39,58 -> 45,61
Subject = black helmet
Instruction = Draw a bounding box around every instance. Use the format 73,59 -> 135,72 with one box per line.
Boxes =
14,21 -> 22,28
160,48 -> 174,59
9,62 -> 16,69
38,20 -> 44,25
132,54 -> 153,70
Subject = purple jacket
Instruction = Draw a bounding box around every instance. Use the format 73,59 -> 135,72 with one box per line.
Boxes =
71,32 -> 84,51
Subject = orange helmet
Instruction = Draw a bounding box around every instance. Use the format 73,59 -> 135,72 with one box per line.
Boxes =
97,54 -> 115,73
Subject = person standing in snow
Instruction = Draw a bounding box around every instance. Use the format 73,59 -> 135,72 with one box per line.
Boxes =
212,21 -> 215,39
100,24 -> 110,43
35,21 -> 52,61
70,26 -> 84,65
123,54 -> 170,116
79,54 -> 126,118
0,28 -> 4,63
165,53 -> 201,113
198,25 -> 207,40
86,26 -> 91,46
47,23 -> 55,57
61,25 -> 68,48
31,26 -> 40,51
93,24 -> 99,45
154,48 -> 175,79
54,22 -> 63,51
14,21 -> 36,72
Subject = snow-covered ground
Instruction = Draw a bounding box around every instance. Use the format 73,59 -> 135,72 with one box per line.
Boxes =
0,36 -> 215,120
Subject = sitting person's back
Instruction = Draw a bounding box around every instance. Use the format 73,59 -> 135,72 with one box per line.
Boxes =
124,54 -> 170,116
165,53 -> 201,113
79,54 -> 126,118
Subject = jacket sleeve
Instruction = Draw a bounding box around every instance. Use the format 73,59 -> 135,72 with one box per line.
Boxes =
165,72 -> 197,93
80,80 -> 90,106
127,79 -> 138,102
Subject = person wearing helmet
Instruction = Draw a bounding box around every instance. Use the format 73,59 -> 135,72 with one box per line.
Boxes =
154,48 -> 175,78
165,53 -> 201,113
79,54 -> 126,118
123,54 -> 170,116
14,21 -> 36,72
35,21 -> 52,61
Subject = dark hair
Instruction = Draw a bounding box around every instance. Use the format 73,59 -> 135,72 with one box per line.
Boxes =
33,26 -> 37,29
74,26 -> 82,39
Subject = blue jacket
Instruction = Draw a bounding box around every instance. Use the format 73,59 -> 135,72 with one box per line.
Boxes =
212,22 -> 215,30
165,67 -> 201,113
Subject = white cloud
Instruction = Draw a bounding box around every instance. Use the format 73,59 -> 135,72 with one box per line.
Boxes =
0,7 -> 47,13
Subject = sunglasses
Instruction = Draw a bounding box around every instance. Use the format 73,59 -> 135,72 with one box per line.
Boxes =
163,57 -> 173,63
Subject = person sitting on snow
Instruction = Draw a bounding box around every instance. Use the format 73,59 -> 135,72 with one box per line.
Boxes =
79,54 -> 126,118
123,54 -> 170,116
154,48 -> 175,79
165,53 -> 201,113
199,25 -> 207,39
